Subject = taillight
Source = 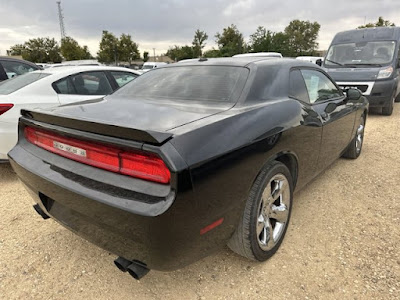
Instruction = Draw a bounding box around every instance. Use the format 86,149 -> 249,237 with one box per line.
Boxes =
24,126 -> 171,184
0,104 -> 14,116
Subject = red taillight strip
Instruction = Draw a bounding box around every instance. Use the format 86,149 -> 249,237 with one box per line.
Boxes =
24,126 -> 171,184
0,104 -> 14,116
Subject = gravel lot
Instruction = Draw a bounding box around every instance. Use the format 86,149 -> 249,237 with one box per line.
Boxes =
1,106 -> 399,300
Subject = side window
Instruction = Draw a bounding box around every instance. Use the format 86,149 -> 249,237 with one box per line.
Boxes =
300,69 -> 343,103
54,77 -> 76,94
2,61 -> 37,79
289,69 -> 310,103
110,71 -> 137,88
70,72 -> 113,95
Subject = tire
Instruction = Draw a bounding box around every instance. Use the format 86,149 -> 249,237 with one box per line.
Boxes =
342,114 -> 365,159
228,161 -> 293,261
382,91 -> 396,115
395,91 -> 400,103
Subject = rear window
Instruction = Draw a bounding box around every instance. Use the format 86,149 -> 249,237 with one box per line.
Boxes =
0,72 -> 50,95
114,66 -> 248,102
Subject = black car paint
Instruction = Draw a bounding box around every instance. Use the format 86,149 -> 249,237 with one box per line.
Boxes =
8,58 -> 368,271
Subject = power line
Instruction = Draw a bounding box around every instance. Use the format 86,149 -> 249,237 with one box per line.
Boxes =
56,1 -> 66,40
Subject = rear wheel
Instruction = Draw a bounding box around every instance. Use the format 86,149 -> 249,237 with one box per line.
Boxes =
382,91 -> 396,115
228,161 -> 293,261
342,114 -> 365,159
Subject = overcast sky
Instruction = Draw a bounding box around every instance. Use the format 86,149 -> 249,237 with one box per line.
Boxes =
1,0 -> 399,58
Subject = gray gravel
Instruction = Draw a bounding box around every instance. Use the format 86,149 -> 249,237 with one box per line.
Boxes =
0,106 -> 399,300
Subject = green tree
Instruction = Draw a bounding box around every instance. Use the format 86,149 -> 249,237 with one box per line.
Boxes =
248,26 -> 274,53
143,51 -> 149,62
166,45 -> 194,61
192,29 -> 208,57
271,32 -> 291,56
203,48 -> 220,58
358,16 -> 395,28
118,34 -> 140,65
10,38 -> 62,63
97,30 -> 119,64
284,20 -> 320,56
61,36 -> 92,60
215,24 -> 245,56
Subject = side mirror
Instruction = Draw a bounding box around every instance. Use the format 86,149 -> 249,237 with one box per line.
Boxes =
316,59 -> 322,66
325,102 -> 337,113
346,88 -> 362,100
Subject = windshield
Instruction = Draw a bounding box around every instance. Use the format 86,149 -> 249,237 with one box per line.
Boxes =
114,66 -> 248,102
0,72 -> 50,95
142,65 -> 154,70
325,40 -> 396,66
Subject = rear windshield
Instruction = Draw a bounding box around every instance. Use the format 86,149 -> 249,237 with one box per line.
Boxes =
114,66 -> 248,102
325,40 -> 397,66
0,72 -> 50,95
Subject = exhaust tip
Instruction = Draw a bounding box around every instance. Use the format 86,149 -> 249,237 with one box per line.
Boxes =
33,204 -> 50,219
127,262 -> 150,280
114,257 -> 132,272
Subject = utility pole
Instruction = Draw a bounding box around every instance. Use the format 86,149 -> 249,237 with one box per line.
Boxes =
56,1 -> 66,41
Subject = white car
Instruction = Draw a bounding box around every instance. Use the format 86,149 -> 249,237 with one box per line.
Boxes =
296,56 -> 324,65
0,66 -> 140,161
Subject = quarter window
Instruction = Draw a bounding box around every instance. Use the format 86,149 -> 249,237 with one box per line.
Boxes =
300,70 -> 342,103
289,69 -> 310,103
110,71 -> 137,88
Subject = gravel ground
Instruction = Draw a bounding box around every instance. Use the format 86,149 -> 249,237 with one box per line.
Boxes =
0,106 -> 399,300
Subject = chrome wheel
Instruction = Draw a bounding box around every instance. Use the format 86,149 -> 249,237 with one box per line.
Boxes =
257,174 -> 290,251
355,122 -> 364,154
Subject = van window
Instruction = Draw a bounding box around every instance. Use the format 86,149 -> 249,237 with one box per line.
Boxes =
325,41 -> 396,66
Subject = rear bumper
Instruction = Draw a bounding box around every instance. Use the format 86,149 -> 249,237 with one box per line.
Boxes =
8,142 -> 236,271
0,121 -> 17,160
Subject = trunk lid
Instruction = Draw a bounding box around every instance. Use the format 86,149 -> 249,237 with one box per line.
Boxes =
21,97 -> 233,144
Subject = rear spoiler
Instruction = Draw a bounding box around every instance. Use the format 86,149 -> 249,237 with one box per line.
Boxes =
20,109 -> 173,145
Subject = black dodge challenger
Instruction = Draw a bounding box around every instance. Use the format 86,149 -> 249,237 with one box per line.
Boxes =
8,58 -> 368,279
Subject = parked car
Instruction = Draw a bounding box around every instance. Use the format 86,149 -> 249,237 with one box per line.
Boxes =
0,66 -> 140,161
0,57 -> 40,81
233,52 -> 283,58
8,58 -> 368,279
323,26 -> 400,115
141,62 -> 168,72
296,56 -> 324,65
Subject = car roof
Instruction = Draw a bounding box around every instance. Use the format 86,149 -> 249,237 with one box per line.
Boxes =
31,65 -> 141,76
166,57 -> 318,69
0,56 -> 39,68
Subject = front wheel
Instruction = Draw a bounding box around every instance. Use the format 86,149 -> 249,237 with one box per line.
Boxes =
228,161 -> 293,261
382,91 -> 396,115
342,114 -> 365,159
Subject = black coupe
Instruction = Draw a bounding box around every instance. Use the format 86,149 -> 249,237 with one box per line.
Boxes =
8,58 -> 368,279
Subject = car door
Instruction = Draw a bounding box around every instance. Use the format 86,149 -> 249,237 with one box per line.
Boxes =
300,69 -> 357,171
53,71 -> 114,105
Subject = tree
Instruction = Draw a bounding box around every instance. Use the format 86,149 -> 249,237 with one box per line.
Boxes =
143,51 -> 149,62
270,32 -> 291,57
166,45 -> 194,61
118,34 -> 140,65
248,26 -> 274,53
215,24 -> 245,56
284,20 -> 320,56
358,16 -> 395,28
203,48 -> 220,58
10,38 -> 62,63
61,36 -> 92,60
192,29 -> 208,57
97,30 -> 119,64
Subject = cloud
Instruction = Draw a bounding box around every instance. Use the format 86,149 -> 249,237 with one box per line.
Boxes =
0,0 -> 399,57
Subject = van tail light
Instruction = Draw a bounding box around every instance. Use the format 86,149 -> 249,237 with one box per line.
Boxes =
0,104 -> 14,116
24,126 -> 171,184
